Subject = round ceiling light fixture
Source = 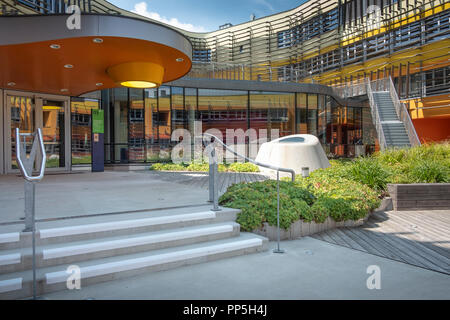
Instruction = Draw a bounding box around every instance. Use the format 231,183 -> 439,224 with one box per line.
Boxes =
96,82 -> 104,87
50,44 -> 61,49
60,88 -> 69,92
107,62 -> 164,89
64,64 -> 74,69
176,58 -> 184,62
93,38 -> 104,44
7,82 -> 16,86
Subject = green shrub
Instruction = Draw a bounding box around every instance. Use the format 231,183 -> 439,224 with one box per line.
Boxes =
408,160 -> 449,183
150,161 -> 261,173
346,157 -> 390,191
186,162 -> 210,172
219,181 -> 315,231
310,197 -> 353,222
150,163 -> 186,171
227,162 -> 260,172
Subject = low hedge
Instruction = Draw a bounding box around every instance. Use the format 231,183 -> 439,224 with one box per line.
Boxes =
150,161 -> 260,173
219,176 -> 380,231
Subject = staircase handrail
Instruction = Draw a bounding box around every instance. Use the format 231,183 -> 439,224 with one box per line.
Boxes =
366,78 -> 387,150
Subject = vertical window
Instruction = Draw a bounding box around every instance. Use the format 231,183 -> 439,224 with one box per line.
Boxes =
296,93 -> 308,134
171,87 -> 185,131
71,97 -> 99,165
145,88 -> 158,161
158,86 -> 171,160
129,88 -> 145,162
307,94 -> 318,137
250,91 -> 295,142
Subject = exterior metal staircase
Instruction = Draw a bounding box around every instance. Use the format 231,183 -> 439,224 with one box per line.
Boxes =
373,92 -> 411,148
366,77 -> 421,150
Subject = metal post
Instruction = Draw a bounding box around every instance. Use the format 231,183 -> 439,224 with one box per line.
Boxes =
208,142 -> 221,211
273,170 -> 285,254
31,182 -> 36,300
208,161 -> 214,203
15,128 -> 46,300
212,160 -> 220,211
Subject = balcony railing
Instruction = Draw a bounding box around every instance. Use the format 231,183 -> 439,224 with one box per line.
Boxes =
186,62 -> 312,83
0,0 -> 121,16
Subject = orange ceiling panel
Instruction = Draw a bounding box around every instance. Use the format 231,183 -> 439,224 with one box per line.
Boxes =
0,36 -> 192,96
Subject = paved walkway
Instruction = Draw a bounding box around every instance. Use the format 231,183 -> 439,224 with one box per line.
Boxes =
146,171 -> 269,196
312,210 -> 450,274
0,171 -> 209,223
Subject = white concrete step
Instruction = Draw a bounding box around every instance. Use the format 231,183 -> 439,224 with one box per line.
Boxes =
0,222 -> 240,273
0,207 -> 239,249
0,233 -> 268,300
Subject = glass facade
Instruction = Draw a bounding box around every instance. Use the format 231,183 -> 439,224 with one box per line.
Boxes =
96,86 -> 369,163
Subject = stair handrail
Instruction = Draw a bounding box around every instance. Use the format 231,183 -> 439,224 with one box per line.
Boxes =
15,128 -> 46,301
387,77 -> 421,147
203,133 -> 295,254
203,133 -> 296,182
366,78 -> 387,150
16,128 -> 46,182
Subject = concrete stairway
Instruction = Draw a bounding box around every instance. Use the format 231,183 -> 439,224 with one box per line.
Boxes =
373,91 -> 411,148
0,206 -> 268,299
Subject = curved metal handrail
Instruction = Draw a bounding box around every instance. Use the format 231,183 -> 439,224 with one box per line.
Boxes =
15,128 -> 47,182
203,133 -> 296,182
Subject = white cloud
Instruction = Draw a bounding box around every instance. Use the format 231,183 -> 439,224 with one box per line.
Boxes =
132,2 -> 207,32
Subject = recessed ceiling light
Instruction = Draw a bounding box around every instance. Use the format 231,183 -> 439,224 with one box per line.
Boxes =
60,89 -> 69,92
93,38 -> 104,44
50,44 -> 61,49
96,83 -> 104,87
7,82 -> 16,86
176,58 -> 184,62
64,64 -> 74,69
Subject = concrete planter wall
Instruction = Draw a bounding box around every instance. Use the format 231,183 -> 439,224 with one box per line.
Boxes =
388,183 -> 450,211
251,197 -> 392,241
253,217 -> 367,241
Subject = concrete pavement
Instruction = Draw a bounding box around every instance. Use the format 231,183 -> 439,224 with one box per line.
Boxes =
41,237 -> 450,300
0,171 -> 209,223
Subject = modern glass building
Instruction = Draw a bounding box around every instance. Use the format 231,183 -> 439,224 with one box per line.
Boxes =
99,81 -> 372,165
0,0 -> 448,173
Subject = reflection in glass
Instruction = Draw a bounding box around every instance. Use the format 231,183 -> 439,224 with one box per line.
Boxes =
113,88 -> 129,163
307,94 -> 318,137
250,91 -> 295,141
144,88 -> 159,161
296,93 -> 307,134
42,100 -> 66,168
10,96 -> 34,169
71,98 -> 99,165
129,88 -> 145,162
158,86 -> 171,161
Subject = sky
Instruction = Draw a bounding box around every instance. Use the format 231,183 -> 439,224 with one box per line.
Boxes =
108,0 -> 305,32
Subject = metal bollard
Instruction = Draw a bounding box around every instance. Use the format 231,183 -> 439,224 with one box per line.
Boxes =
302,167 -> 310,178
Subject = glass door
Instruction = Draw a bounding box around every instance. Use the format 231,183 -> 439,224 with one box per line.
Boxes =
38,98 -> 71,170
4,91 -> 71,173
5,92 -> 35,172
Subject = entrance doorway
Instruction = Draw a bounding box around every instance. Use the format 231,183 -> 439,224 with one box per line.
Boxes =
3,91 -> 71,173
